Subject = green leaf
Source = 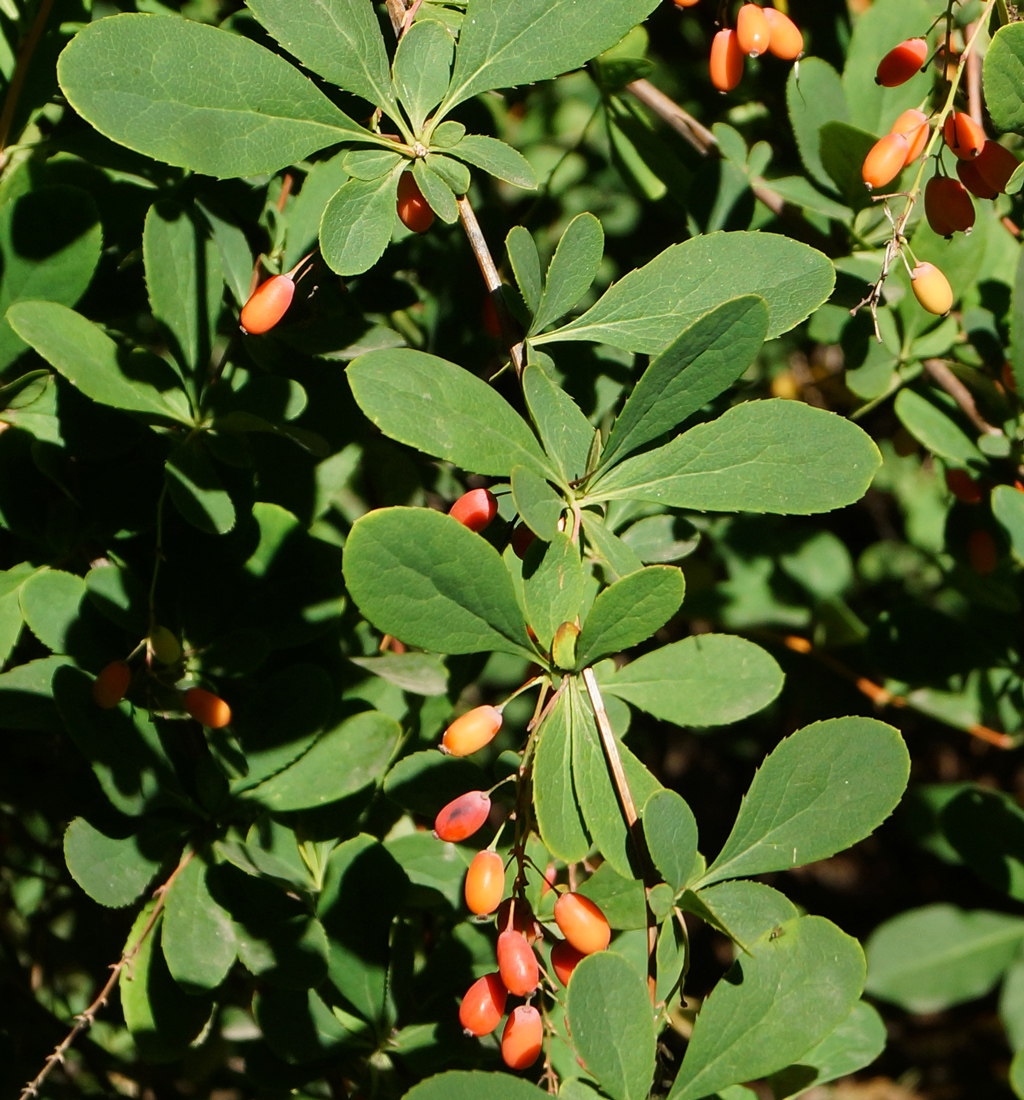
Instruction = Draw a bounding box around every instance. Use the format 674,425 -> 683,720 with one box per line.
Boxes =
993,485 -> 1024,564
865,904 -> 1024,1013
601,635 -> 783,728
566,952 -> 656,1100
443,0 -> 658,110
57,14 -> 365,178
534,233 -> 835,352
523,364 -> 594,482
523,532 -> 586,651
200,202 -> 254,306
428,153 -> 471,196
432,121 -> 466,148
349,652 -> 449,695
255,986 -> 361,1064
0,185 -> 102,373
693,881 -> 798,949
386,831 -> 472,908
512,465 -> 564,539
533,688 -> 590,864
698,717 -> 910,887
8,302 -> 191,423
940,786 -> 1024,901
894,388 -> 984,467
406,1072 -> 550,1100
342,148 -> 400,183
64,818 -> 164,908
347,348 -> 554,478
599,296 -> 769,470
578,861 -> 648,929
384,750 -> 487,815
394,19 -> 454,133
165,437 -> 236,535
507,226 -> 543,317
576,565 -> 685,666
162,853 -> 237,992
641,789 -> 698,894
413,157 -> 459,223
246,0 -> 396,113
344,507 -> 534,658
320,170 -> 404,277
533,213 -> 604,333
452,134 -> 537,189
1009,246 -> 1024,396
786,59 -> 848,193
668,917 -> 865,1100
245,711 -> 400,811
985,24 -> 1024,133
581,513 -> 644,579
587,400 -> 882,516
20,568 -> 88,655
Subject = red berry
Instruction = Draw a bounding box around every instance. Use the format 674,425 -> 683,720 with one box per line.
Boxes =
441,705 -> 502,756
465,850 -> 505,915
875,38 -> 927,87
862,133 -> 909,191
925,175 -> 974,238
736,4 -> 770,57
183,686 -> 232,729
397,172 -> 434,233
553,892 -> 611,955
910,262 -> 953,316
449,488 -> 498,533
956,158 -> 998,200
511,522 -> 536,560
709,28 -> 744,92
889,109 -> 930,166
92,660 -> 131,709
943,112 -> 986,160
975,140 -> 1020,194
240,274 -> 295,335
459,972 -> 507,1036
496,929 -> 539,996
968,529 -> 998,575
433,790 -> 491,842
763,8 -> 803,60
501,1005 -> 543,1070
550,939 -> 585,986
945,468 -> 983,505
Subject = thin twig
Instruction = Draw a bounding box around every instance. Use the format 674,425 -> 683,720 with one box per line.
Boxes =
19,849 -> 196,1100
966,23 -> 983,124
384,0 -> 406,36
922,358 -> 1003,436
0,0 -> 56,164
625,79 -> 716,154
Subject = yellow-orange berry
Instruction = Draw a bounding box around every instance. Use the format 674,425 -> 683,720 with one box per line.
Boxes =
183,686 -> 232,729
968,529 -> 998,575
550,939 -> 586,986
240,274 -> 295,335
944,112 -> 986,160
673,0 -> 700,6
890,109 -> 930,166
92,660 -> 131,709
862,133 -> 909,191
763,8 -> 803,60
709,28 -> 744,92
497,929 -> 539,997
434,790 -> 491,842
875,38 -> 927,87
459,973 -> 507,1037
553,892 -> 611,955
925,175 -> 974,238
397,172 -> 434,233
441,705 -> 502,756
975,140 -> 1020,194
501,1005 -> 543,1070
736,4 -> 770,57
465,849 -> 505,915
449,489 -> 498,533
910,262 -> 953,316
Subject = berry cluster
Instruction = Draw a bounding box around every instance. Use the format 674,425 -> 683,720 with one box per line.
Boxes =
687,3 -> 802,93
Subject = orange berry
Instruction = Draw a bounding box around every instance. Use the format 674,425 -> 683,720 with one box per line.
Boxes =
397,172 -> 434,233
736,4 -> 770,57
673,0 -> 701,6
459,973 -> 507,1037
862,133 -> 909,191
465,850 -> 505,915
183,686 -> 232,729
240,274 -> 295,335
924,175 -> 974,238
910,262 -> 953,316
92,660 -> 131,709
956,158 -> 998,200
449,488 -> 498,533
501,1005 -> 543,1071
550,939 -> 586,986
496,897 -> 542,944
945,468 -> 983,505
553,892 -> 611,955
434,790 -> 491,842
763,8 -> 803,60
967,529 -> 998,575
709,28 -> 744,92
975,140 -> 1020,194
441,705 -> 502,756
496,929 -> 539,996
890,109 -> 930,166
875,38 -> 927,87
943,112 -> 986,160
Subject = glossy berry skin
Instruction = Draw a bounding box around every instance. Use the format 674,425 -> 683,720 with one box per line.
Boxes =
763,8 -> 803,60
861,133 -> 909,190
93,660 -> 131,709
673,0 -> 700,6
875,38 -> 927,87
709,29 -> 744,92
890,109 -> 929,166
956,158 -> 998,201
449,488 -> 498,533
502,1005 -> 543,1071
465,849 -> 505,915
397,172 -> 434,233
945,468 -> 983,505
925,175 -> 975,238
459,973 -> 507,1036
240,275 -> 295,335
943,112 -> 985,160
184,686 -> 232,729
968,529 -> 998,575
441,705 -> 502,756
434,790 -> 491,842
554,892 -> 611,955
976,140 -> 1020,193
550,939 -> 586,986
736,5 -> 770,57
497,929 -> 539,996
911,262 -> 953,316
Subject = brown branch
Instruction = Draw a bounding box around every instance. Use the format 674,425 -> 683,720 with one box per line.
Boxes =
0,0 -> 56,164
625,78 -> 716,155
19,849 -> 196,1100
384,0 -> 406,36
922,358 -> 1002,436
966,22 -> 983,123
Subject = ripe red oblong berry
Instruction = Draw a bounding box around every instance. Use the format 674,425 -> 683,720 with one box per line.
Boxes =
763,8 -> 803,60
553,892 -> 611,955
93,660 -> 131,709
889,109 -> 930,166
875,38 -> 927,87
397,172 -> 434,233
673,0 -> 700,6
465,849 -> 505,915
945,468 -> 983,505
184,686 -> 232,729
441,705 -> 502,756
709,28 -> 744,92
862,133 -> 909,191
968,529 -> 998,575
975,140 -> 1020,194
911,262 -> 953,316
956,158 -> 998,200
502,1005 -> 543,1071
240,274 -> 295,335
497,929 -> 539,997
459,973 -> 507,1037
550,939 -> 586,986
736,4 -> 770,57
434,790 -> 491,842
449,488 -> 498,533
924,175 -> 975,238
943,112 -> 986,160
